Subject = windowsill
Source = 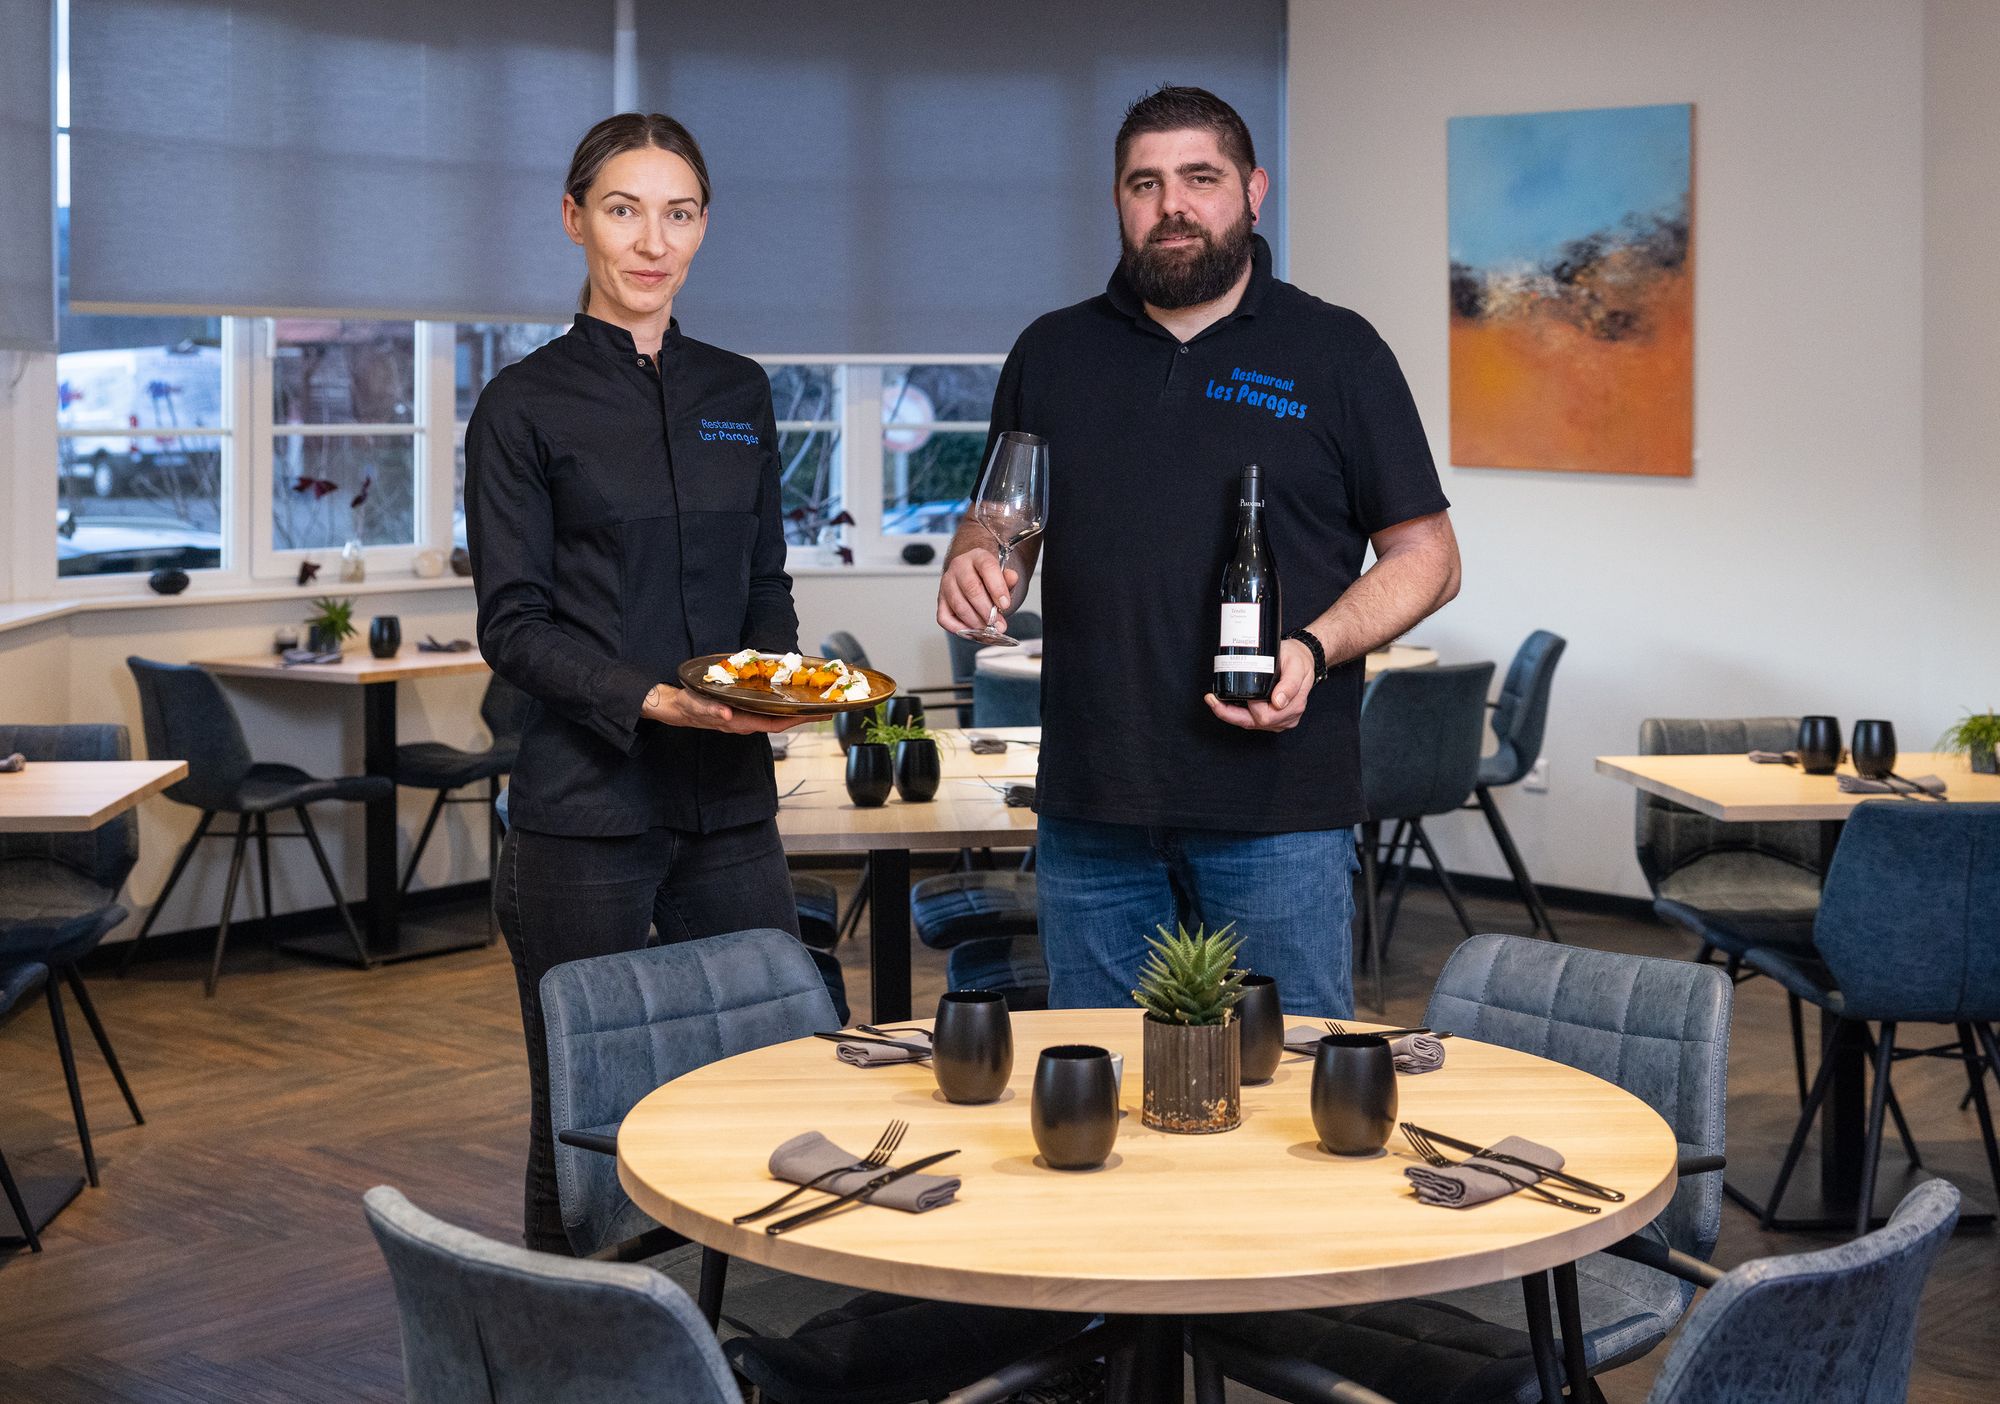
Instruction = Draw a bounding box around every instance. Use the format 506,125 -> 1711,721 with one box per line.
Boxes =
0,573 -> 475,637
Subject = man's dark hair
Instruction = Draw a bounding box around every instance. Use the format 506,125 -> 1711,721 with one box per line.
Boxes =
1114,86 -> 1258,180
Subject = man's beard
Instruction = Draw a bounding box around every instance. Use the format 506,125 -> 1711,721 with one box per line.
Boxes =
1118,201 -> 1255,310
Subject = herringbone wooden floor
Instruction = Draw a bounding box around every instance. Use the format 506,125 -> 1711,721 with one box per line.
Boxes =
2,878 -> 1995,1402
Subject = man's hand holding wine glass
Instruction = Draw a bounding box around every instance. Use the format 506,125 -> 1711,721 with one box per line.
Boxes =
1205,636 -> 1316,732
937,546 -> 1021,639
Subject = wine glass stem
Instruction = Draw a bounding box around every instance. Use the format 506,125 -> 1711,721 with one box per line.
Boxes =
988,543 -> 1012,626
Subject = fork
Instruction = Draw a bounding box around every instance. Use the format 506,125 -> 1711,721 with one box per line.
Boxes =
1401,1125 -> 1597,1214
1325,1020 -> 1454,1041
732,1120 -> 908,1224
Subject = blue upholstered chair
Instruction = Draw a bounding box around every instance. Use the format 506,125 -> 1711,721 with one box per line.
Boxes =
1468,630 -> 1565,939
1355,662 -> 1496,1010
1,961 -> 53,1253
392,673 -> 531,913
364,1184 -> 741,1404
1745,802 -> 2000,1236
1192,933 -> 1732,1404
947,609 -> 1041,726
538,928 -> 1094,1404
124,658 -> 392,994
0,724 -> 147,1186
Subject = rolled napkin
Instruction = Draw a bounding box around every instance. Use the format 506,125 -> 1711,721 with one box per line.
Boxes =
1748,750 -> 1799,765
281,647 -> 342,666
1283,1025 -> 1446,1075
418,635 -> 474,653
768,1130 -> 959,1212
0,752 -> 24,773
1405,1134 -> 1565,1208
832,1029 -> 934,1067
1838,773 -> 1947,796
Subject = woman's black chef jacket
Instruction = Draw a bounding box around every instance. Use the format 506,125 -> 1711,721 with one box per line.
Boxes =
465,313 -> 798,838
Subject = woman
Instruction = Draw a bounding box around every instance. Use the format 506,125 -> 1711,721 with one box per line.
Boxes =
465,113 -> 840,1253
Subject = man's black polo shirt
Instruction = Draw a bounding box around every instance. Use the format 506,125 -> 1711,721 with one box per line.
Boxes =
987,235 -> 1449,834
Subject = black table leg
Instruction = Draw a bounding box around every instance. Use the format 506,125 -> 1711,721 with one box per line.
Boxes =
1108,1314 -> 1184,1403
868,848 -> 912,1023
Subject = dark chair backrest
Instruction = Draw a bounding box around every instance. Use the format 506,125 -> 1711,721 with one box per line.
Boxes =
1485,630 -> 1566,787
479,673 -> 535,748
819,631 -> 870,668
946,610 -> 1043,688
1646,1179 -> 1959,1404
972,670 -> 1040,728
0,724 -> 138,893
1812,802 -> 2000,1023
363,1186 -> 738,1404
1359,662 -> 1496,822
1426,934 -> 1732,1272
1635,718 -> 1823,890
540,928 -> 839,1257
126,658 -> 255,813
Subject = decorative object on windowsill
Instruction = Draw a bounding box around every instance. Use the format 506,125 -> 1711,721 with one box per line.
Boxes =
305,596 -> 358,655
785,505 -> 856,566
900,542 -> 936,566
449,546 -> 473,577
147,567 -> 190,596
340,539 -> 366,583
368,615 -> 402,660
413,546 -> 447,578
1133,923 -> 1247,1134
273,626 -> 300,655
865,710 -> 942,802
1939,708 -> 2000,775
339,474 -> 375,582
296,558 -> 320,587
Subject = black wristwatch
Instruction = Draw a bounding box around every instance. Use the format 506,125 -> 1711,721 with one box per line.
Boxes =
1285,628 -> 1328,685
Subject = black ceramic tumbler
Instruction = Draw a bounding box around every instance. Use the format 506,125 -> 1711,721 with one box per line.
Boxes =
1851,720 -> 1898,780
844,743 -> 893,806
1236,974 -> 1284,1085
932,991 -> 1013,1104
1310,1034 -> 1397,1156
1030,1045 -> 1119,1170
834,707 -> 873,753
893,738 -> 941,802
368,615 -> 401,659
886,696 -> 926,727
1797,715 -> 1842,775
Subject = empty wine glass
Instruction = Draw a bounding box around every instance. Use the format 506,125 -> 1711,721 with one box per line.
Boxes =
959,431 -> 1048,647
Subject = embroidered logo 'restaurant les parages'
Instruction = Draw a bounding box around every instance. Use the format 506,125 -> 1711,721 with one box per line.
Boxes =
1204,366 -> 1308,421
699,418 -> 760,444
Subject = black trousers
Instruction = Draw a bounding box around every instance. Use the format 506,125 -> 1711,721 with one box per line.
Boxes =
494,816 -> 849,1253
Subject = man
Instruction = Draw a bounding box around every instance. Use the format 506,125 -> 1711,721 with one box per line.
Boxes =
936,86 -> 1460,1016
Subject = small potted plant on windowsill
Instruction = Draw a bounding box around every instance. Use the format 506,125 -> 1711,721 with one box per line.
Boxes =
1134,923 -> 1247,1134
305,596 -> 358,655
1940,709 -> 2000,775
864,708 -> 942,801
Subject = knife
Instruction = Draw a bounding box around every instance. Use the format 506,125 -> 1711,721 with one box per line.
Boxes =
765,1150 -> 961,1235
1405,1124 -> 1625,1202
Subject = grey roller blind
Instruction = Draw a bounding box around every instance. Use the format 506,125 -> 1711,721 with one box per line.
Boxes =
645,0 -> 1286,354
0,0 -> 55,351
67,0 -> 611,321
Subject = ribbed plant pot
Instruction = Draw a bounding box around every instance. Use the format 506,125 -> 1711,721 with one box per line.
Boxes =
1141,1016 -> 1241,1134
1972,744 -> 1998,776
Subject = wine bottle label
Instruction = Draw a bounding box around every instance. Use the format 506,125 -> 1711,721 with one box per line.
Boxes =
1213,654 -> 1275,674
1218,603 -> 1264,649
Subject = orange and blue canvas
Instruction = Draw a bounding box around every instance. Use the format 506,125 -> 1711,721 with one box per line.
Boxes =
1448,103 -> 1693,476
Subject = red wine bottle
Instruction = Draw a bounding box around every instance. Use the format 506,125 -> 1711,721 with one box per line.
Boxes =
1214,465 -> 1281,702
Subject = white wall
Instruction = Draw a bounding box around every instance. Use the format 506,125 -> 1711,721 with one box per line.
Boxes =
1288,0 -> 1953,897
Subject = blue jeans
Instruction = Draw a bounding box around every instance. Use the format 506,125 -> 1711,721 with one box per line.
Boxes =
1036,816 -> 1358,1017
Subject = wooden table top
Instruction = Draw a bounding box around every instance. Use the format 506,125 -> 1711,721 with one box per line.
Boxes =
0,760 -> 189,832
193,647 -> 491,686
974,642 -> 1439,682
619,1009 -> 1678,1314
1595,751 -> 2000,821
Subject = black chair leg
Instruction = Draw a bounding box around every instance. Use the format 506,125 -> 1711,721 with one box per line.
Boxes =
255,812 -> 274,934
206,814 -> 253,998
0,1144 -> 41,1252
120,809 -> 216,974
1381,824 -> 1418,954
1411,821 -> 1477,939
837,858 -> 872,941
1762,1019 -> 1843,1230
1375,821 -> 1408,896
1861,1027 -> 1923,1168
296,806 -> 373,968
1854,1021 -> 1899,1238
1192,1346 -> 1228,1404
58,966 -> 142,1125
1357,821 -> 1385,1013
1788,994 -> 1809,1107
1957,1022 -> 2000,1206
1476,785 -> 1560,940
400,789 -> 450,895
1693,942 -> 1718,965
45,979 -> 98,1187
697,1246 -> 729,1330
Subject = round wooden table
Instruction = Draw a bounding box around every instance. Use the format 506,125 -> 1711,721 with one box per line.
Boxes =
620,1009 -> 1678,1399
973,641 -> 1439,684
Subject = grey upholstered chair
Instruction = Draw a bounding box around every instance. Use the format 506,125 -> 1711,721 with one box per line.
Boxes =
0,724 -> 147,1185
1,961 -> 53,1253
1646,1178 -> 1959,1403
947,609 -> 1041,725
1745,803 -> 2000,1236
392,673 -> 531,910
1355,661 -> 1496,1010
124,657 -> 392,994
1468,630 -> 1565,939
912,869 -> 1044,1005
539,928 -> 1095,1404
971,668 -> 1041,728
363,1184 -> 740,1404
1192,933 -> 1732,1404
1638,717 -> 1824,1104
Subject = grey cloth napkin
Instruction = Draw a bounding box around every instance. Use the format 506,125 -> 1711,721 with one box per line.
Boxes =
769,1131 -> 959,1212
831,1029 -> 933,1067
966,734 -> 1009,755
1283,1025 -> 1446,1075
1838,773 -> 1947,796
281,647 -> 342,666
1405,1134 -> 1565,1207
0,753 -> 24,773
1748,750 -> 1799,765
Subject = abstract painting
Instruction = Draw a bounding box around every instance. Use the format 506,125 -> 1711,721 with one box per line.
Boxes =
1448,103 -> 1693,476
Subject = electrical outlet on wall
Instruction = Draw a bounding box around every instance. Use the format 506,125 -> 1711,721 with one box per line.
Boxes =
1523,759 -> 1550,793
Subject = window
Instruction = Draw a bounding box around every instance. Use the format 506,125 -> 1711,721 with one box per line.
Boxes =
769,365 -> 843,547
880,363 -> 997,537
451,321 -> 569,549
270,320 -> 419,551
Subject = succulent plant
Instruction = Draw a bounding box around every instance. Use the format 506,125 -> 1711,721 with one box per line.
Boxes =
306,596 -> 358,643
1132,922 -> 1247,1027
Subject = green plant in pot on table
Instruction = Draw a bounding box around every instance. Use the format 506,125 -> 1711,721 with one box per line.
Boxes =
1134,922 -> 1247,1133
304,596 -> 358,654
864,706 -> 944,802
1939,709 -> 2000,775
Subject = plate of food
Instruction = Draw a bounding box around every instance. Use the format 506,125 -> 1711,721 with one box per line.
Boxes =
678,649 -> 897,717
